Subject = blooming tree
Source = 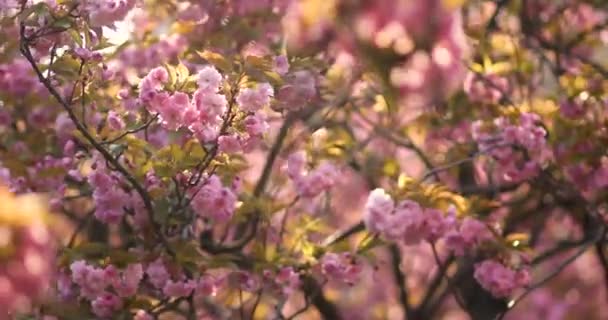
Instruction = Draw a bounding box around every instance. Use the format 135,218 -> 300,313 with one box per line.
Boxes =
1,0 -> 608,319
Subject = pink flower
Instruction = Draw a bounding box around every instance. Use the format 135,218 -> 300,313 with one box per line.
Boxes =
92,184 -> 129,224
190,175 -> 237,222
276,71 -> 317,110
163,279 -> 196,297
445,217 -> 493,256
422,207 -> 455,242
273,55 -> 290,75
287,152 -> 337,198
243,113 -> 269,137
106,110 -> 125,130
57,272 -> 74,299
196,275 -> 219,297
463,72 -> 509,104
197,66 -> 222,92
87,0 -> 136,27
108,263 -> 143,297
133,310 -> 153,320
364,188 -> 395,234
474,260 -> 530,298
363,190 -> 424,243
321,252 -> 362,285
218,134 -> 242,153
237,83 -> 274,112
69,260 -> 89,284
69,260 -> 108,299
139,67 -> 168,104
158,92 -> 189,130
193,90 -> 227,122
275,267 -> 301,295
146,259 -> 169,289
91,292 -> 122,318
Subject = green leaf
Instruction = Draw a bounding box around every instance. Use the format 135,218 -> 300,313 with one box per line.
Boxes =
128,297 -> 154,309
71,242 -> 109,257
18,2 -> 49,20
153,199 -> 171,224
50,54 -> 81,77
164,63 -> 178,88
356,234 -> 383,254
174,240 -> 204,265
197,50 -> 232,73
52,17 -> 73,29
108,249 -> 139,267
176,60 -> 190,86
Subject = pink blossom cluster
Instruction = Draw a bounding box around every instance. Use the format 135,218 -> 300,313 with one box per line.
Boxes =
0,0 -> 17,13
559,98 -> 587,119
473,259 -> 531,298
26,156 -> 73,191
0,223 -> 54,315
86,0 -> 137,27
444,217 -> 494,256
88,162 -> 131,224
562,156 -> 608,194
68,260 -> 141,317
263,266 -> 301,295
216,82 -> 274,153
67,258 -> 219,317
0,59 -> 43,96
364,189 -> 456,245
190,175 -> 238,222
320,252 -> 363,285
219,109 -> 268,153
364,189 -> 496,256
237,82 -> 273,112
286,151 -> 337,198
275,71 -> 317,110
139,65 -> 232,142
472,112 -> 549,183
463,72 -> 509,104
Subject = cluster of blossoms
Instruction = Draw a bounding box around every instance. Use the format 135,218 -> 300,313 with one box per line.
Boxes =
275,70 -> 317,110
88,161 -> 132,224
0,59 -> 44,97
65,258 -> 218,318
263,266 -> 301,296
138,64 -> 273,147
286,151 -> 338,198
474,259 -> 531,298
67,261 -> 142,317
141,65 -> 225,141
85,0 -> 137,27
320,252 -> 363,285
189,174 -> 238,222
364,188 -> 530,297
364,188 -> 456,245
464,72 -> 510,105
0,188 -> 54,315
364,188 -> 495,254
472,112 -> 549,183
